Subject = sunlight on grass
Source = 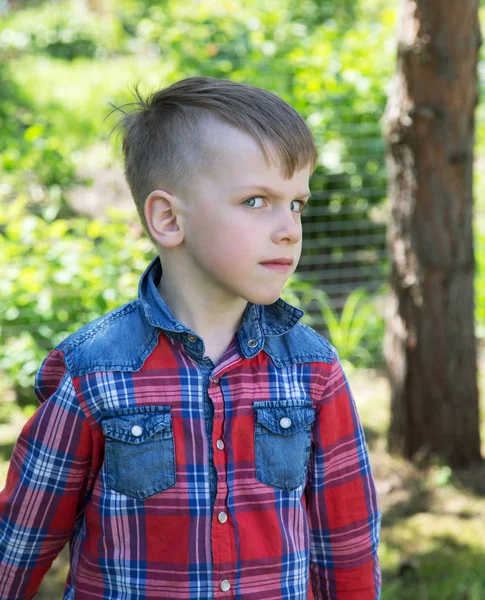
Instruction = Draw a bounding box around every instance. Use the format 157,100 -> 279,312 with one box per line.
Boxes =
9,54 -> 176,150
349,363 -> 485,600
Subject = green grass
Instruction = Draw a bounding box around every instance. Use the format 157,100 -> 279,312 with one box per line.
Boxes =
352,364 -> 485,600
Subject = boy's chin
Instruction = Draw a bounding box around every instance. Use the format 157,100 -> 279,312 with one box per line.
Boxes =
244,290 -> 284,306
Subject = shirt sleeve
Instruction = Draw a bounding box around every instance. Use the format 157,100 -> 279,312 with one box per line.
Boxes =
305,351 -> 381,600
0,350 -> 94,600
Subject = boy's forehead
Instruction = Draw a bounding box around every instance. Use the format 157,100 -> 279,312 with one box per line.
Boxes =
208,121 -> 269,160
205,124 -> 288,177
194,120 -> 311,195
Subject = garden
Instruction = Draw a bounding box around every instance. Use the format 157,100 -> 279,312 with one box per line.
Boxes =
1,0 -> 485,597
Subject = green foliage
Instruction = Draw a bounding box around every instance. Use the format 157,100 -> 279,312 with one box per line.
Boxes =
282,280 -> 385,369
0,200 -> 153,402
305,287 -> 384,370
0,61 -> 79,217
0,3 -> 125,60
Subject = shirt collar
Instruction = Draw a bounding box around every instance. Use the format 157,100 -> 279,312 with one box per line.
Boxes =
138,256 -> 304,359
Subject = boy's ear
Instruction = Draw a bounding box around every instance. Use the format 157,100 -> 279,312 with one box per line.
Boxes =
144,190 -> 184,248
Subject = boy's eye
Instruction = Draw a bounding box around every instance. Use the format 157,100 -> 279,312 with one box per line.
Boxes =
243,196 -> 265,208
244,196 -> 309,214
291,200 -> 309,215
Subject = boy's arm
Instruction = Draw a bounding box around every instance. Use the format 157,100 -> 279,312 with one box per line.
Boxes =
0,350 -> 94,600
305,352 -> 381,600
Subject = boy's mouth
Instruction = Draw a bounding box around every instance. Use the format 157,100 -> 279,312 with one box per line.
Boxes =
260,258 -> 293,272
260,258 -> 294,265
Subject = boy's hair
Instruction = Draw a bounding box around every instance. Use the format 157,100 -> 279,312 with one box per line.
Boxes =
111,76 -> 318,232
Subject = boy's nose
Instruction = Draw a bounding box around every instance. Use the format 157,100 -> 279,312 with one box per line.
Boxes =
273,208 -> 302,244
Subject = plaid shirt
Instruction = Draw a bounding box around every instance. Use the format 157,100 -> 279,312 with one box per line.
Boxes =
0,258 -> 381,599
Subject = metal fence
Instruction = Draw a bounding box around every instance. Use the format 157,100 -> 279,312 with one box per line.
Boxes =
299,113 -> 389,328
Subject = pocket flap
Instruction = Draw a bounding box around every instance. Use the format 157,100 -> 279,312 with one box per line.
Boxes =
101,406 -> 172,444
253,401 -> 315,436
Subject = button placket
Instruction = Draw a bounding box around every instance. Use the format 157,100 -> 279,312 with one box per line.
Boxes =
208,374 -> 236,593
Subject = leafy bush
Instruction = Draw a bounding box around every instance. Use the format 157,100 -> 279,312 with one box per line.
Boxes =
0,201 -> 152,403
283,281 -> 385,370
0,3 -> 125,59
0,61 -> 79,220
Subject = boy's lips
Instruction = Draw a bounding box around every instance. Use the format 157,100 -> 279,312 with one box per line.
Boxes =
260,258 -> 294,265
260,258 -> 294,272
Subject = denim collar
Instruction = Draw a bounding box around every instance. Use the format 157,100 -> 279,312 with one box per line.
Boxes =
138,257 -> 304,359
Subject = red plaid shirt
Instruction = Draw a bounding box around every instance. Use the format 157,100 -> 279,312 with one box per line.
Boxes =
0,258 -> 381,599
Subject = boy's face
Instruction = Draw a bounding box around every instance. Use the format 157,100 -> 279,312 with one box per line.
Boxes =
176,124 -> 312,306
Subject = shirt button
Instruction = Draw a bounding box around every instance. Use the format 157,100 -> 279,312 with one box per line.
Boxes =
216,439 -> 225,451
212,377 -> 220,384
188,334 -> 198,343
247,339 -> 258,348
220,580 -> 231,592
279,417 -> 292,429
131,425 -> 143,437
218,511 -> 228,524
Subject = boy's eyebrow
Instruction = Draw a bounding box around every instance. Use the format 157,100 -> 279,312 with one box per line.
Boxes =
234,184 -> 312,200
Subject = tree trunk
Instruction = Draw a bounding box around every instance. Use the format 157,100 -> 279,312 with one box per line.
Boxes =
382,0 -> 482,467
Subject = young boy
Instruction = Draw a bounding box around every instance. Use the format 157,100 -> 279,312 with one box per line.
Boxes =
0,76 -> 381,599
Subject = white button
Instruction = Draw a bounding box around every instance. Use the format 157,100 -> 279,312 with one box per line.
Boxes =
212,377 -> 220,384
218,511 -> 228,524
188,334 -> 197,342
279,417 -> 292,429
131,425 -> 143,437
220,579 -> 231,592
216,439 -> 225,451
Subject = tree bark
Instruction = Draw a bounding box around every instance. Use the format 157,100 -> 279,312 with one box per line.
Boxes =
382,0 -> 482,467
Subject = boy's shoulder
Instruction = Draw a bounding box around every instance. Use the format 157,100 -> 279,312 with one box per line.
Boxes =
52,300 -> 336,377
56,299 -> 159,377
264,321 -> 336,368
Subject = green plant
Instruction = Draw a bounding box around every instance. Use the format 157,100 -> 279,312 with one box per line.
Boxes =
0,3 -> 125,60
300,286 -> 384,370
0,200 -> 153,404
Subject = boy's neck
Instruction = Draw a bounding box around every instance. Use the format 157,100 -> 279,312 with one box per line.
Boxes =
156,262 -> 248,364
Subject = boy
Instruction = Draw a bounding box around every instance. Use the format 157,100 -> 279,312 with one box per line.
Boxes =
0,76 -> 381,599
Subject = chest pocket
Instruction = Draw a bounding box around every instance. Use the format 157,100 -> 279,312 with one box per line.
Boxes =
101,406 -> 175,500
253,400 -> 315,491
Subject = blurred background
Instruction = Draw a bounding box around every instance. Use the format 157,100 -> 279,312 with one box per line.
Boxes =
0,0 -> 484,598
